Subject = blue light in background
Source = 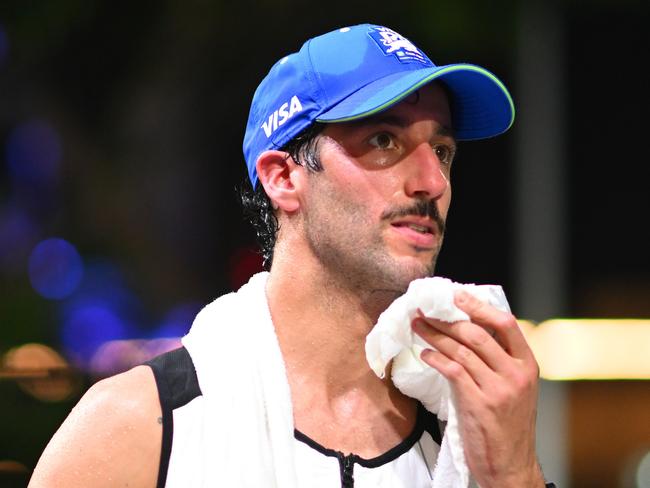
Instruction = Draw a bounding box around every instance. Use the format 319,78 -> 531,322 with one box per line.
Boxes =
153,301 -> 202,338
60,301 -> 131,369
72,259 -> 144,320
0,205 -> 39,273
5,120 -> 62,188
28,238 -> 83,299
0,24 -> 8,67
57,259 -> 142,369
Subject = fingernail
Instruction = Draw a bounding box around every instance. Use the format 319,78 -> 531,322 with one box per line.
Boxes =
455,289 -> 469,304
421,348 -> 434,360
412,318 -> 425,329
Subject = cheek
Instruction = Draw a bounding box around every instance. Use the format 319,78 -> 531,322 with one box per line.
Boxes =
338,169 -> 391,211
367,171 -> 405,202
440,185 -> 452,219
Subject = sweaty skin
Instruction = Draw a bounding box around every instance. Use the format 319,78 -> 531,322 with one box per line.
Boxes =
260,83 -> 544,486
29,84 -> 544,487
29,366 -> 161,487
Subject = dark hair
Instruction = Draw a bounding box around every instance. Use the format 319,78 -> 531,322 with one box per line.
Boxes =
239,122 -> 325,270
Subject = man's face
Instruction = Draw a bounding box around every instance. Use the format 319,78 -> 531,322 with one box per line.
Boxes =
299,83 -> 455,295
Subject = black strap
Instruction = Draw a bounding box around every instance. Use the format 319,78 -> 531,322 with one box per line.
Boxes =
144,347 -> 202,488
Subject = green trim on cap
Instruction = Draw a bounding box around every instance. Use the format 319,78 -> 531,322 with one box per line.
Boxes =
315,65 -> 515,133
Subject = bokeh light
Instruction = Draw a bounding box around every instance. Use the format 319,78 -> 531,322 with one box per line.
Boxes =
56,259 -> 148,370
153,301 -> 201,338
89,338 -> 182,377
0,24 -> 8,67
1,343 -> 79,402
141,337 -> 182,358
71,259 -> 142,318
88,339 -> 146,377
0,459 -> 29,488
0,460 -> 28,474
5,120 -> 62,189
28,238 -> 83,299
59,300 -> 132,369
0,205 -> 39,273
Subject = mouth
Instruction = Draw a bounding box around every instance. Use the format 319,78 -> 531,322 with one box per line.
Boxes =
391,218 -> 436,233
394,222 -> 433,234
390,219 -> 438,249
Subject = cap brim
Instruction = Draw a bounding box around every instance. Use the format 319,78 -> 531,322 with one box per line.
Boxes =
316,64 -> 514,140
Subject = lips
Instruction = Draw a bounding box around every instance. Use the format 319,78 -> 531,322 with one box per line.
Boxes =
390,218 -> 438,248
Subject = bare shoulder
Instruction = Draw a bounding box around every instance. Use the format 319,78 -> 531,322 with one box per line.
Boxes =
29,365 -> 162,488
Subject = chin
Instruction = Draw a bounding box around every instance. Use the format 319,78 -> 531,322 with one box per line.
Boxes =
400,251 -> 437,275
382,257 -> 437,293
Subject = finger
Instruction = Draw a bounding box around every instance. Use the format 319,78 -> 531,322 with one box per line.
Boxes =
419,348 -> 483,400
414,316 -> 511,375
453,290 -> 533,360
412,319 -> 499,387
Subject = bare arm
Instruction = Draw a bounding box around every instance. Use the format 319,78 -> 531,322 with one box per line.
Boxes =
28,365 -> 162,488
413,290 -> 546,488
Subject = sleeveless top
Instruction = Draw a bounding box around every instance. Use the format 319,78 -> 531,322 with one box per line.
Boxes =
145,346 -> 443,488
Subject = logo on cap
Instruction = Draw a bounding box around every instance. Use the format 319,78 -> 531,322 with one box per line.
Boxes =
368,26 -> 430,65
261,95 -> 304,138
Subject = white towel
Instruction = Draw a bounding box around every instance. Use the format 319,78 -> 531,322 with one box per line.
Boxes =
182,272 -> 509,487
365,276 -> 512,488
182,271 -> 299,487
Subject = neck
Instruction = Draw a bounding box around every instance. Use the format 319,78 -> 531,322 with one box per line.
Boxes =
265,246 -> 407,406
263,237 -> 419,456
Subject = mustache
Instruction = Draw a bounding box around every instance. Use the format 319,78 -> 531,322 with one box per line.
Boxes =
380,199 -> 446,235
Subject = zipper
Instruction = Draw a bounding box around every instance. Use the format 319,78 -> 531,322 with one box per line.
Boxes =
338,452 -> 357,488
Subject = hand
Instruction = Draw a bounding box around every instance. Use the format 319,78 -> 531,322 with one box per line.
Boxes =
412,290 -> 545,488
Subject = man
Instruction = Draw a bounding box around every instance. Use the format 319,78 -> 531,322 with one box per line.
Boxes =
30,24 -> 553,487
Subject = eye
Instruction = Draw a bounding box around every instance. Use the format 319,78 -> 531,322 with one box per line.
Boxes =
433,143 -> 455,165
368,132 -> 397,150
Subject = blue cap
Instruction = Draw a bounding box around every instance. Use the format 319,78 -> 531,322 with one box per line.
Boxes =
243,23 -> 515,187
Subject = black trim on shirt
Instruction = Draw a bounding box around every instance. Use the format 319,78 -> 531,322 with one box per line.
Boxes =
141,347 -> 565,488
294,402 -> 441,468
145,346 -> 202,488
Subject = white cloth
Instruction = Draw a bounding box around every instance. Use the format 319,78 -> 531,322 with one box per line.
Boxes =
182,271 -> 299,487
365,276 -> 512,488
182,272 -> 509,487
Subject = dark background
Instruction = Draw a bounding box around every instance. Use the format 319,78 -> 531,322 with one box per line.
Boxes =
0,1 -> 648,486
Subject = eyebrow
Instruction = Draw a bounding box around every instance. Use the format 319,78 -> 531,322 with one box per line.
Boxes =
352,113 -> 455,138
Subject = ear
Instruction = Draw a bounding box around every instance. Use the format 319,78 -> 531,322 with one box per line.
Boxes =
255,150 -> 303,213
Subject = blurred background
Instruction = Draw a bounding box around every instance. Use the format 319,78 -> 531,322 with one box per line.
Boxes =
0,0 -> 648,486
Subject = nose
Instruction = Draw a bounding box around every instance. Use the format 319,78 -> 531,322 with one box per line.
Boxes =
403,143 -> 450,200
